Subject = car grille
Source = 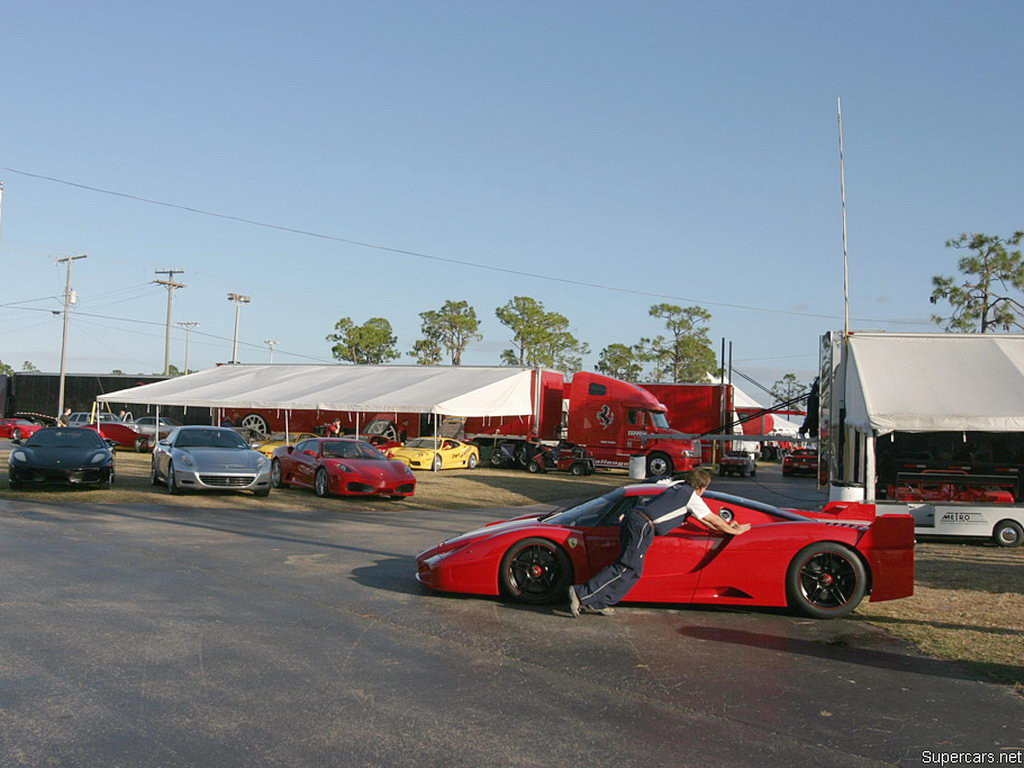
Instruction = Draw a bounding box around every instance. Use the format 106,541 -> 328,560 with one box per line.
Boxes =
199,474 -> 255,487
396,483 -> 414,493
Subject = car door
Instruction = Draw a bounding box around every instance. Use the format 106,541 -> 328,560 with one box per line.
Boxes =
290,440 -> 319,488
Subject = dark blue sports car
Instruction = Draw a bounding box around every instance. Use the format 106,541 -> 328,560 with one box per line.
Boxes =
8,427 -> 115,489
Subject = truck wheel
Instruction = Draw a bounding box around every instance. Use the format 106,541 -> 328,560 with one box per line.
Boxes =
993,519 -> 1024,548
647,452 -> 673,477
240,414 -> 269,436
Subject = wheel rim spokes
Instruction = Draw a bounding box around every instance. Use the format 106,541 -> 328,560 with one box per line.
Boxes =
509,546 -> 557,596
799,552 -> 857,609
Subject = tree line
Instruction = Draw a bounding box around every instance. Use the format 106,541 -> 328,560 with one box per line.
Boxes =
325,297 -> 721,383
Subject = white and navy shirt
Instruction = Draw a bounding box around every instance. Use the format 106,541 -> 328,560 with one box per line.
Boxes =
639,482 -> 712,535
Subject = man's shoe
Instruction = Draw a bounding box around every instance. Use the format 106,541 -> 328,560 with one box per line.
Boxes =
581,605 -> 615,616
567,587 -> 581,618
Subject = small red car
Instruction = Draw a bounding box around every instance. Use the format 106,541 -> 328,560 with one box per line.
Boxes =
782,448 -> 819,477
271,437 -> 416,499
417,484 -> 915,619
0,418 -> 45,441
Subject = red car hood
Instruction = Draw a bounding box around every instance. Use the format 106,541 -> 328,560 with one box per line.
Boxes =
322,458 -> 411,477
418,514 -> 547,559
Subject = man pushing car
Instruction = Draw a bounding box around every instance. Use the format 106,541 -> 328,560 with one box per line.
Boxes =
567,468 -> 750,617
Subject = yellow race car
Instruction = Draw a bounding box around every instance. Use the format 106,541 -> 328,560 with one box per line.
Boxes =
390,437 -> 480,471
251,432 -> 319,460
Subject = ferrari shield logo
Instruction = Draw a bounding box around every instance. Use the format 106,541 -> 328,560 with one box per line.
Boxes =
567,537 -> 578,549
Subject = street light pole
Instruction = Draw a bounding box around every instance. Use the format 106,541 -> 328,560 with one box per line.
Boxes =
265,339 -> 278,363
176,321 -> 198,373
56,253 -> 87,418
226,293 -> 250,363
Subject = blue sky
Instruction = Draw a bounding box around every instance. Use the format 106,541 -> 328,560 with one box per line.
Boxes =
1,1 -> 1021,400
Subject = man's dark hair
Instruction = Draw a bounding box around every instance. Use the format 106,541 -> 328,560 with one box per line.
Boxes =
672,468 -> 712,491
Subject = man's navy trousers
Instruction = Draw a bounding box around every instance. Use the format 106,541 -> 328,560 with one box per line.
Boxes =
575,508 -> 655,610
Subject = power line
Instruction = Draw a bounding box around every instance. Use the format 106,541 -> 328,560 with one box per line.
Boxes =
1,165 -> 935,326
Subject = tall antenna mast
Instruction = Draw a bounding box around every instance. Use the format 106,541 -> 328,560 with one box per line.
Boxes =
837,97 -> 850,336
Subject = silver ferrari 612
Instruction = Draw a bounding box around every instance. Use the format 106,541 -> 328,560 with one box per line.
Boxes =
151,425 -> 272,497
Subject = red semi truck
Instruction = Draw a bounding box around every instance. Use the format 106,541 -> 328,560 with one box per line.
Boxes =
222,370 -> 701,477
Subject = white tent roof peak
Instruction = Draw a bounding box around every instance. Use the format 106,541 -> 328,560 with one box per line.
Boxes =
843,332 -> 1024,434
96,364 -> 539,417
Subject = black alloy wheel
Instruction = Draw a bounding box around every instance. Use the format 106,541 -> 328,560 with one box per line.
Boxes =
786,543 -> 866,619
499,537 -> 572,605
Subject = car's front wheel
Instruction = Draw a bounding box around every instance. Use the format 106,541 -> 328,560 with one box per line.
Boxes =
786,542 -> 866,619
432,454 -> 442,472
150,461 -> 161,486
165,462 -> 179,494
499,537 -> 572,605
270,459 -> 283,488
314,468 -> 330,498
467,453 -> 478,469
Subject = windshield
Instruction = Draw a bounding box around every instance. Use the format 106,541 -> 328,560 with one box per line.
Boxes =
322,441 -> 384,460
25,428 -> 105,449
405,438 -> 439,449
648,410 -> 670,429
543,489 -> 626,527
174,429 -> 249,449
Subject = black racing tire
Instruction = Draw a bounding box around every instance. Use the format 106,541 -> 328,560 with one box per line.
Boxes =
647,452 -> 673,477
786,542 -> 867,619
240,414 -> 269,436
314,468 -> 330,498
150,461 -> 161,486
570,462 -> 585,476
993,519 -> 1024,548
526,460 -> 542,474
499,537 -> 573,605
270,459 -> 283,489
467,453 -> 478,469
165,461 -> 179,495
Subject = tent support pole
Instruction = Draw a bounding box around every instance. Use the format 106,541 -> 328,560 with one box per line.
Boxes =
433,413 -> 438,472
864,432 -> 876,501
285,410 -> 290,441
356,413 -> 360,439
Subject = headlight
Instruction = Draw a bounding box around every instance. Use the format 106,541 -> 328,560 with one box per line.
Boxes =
91,452 -> 107,464
257,455 -> 270,469
11,450 -> 27,463
338,463 -> 354,473
179,454 -> 194,467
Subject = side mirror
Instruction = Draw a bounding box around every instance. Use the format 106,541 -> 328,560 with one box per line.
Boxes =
105,439 -> 119,448
157,440 -> 170,448
286,446 -> 294,454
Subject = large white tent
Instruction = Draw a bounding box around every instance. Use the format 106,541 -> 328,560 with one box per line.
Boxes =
96,364 -> 537,417
843,332 -> 1024,435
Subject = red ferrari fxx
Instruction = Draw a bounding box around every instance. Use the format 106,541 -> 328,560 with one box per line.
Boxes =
0,418 -> 45,440
416,484 -> 915,619
271,437 -> 416,499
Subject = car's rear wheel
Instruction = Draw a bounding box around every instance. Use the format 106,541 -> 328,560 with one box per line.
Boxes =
786,543 -> 866,619
499,537 -> 572,605
270,459 -> 283,488
314,468 -> 330,497
165,462 -> 179,494
993,519 -> 1024,547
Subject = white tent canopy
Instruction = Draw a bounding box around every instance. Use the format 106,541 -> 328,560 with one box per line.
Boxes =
844,332 -> 1024,435
96,364 -> 537,418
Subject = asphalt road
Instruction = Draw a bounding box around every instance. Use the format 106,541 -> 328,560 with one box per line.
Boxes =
1,465 -> 1021,768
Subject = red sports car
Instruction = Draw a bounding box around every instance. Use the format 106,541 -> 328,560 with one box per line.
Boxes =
416,484 -> 915,619
271,437 -> 417,499
0,418 -> 45,440
782,448 -> 819,476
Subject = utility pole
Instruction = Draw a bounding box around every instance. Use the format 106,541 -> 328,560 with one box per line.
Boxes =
154,268 -> 186,375
176,321 -> 199,373
226,293 -> 250,363
56,253 -> 87,419
264,339 -> 278,363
